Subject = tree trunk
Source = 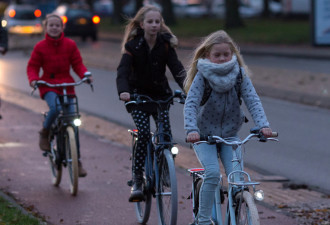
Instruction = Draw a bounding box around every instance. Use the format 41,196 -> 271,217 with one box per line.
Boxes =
225,0 -> 244,29
113,0 -> 124,24
160,0 -> 176,25
135,0 -> 143,14
261,0 -> 270,18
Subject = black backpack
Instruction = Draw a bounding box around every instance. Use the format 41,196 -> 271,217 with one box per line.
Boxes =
200,67 -> 243,106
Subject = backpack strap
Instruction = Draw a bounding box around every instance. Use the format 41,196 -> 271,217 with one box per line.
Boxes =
200,78 -> 212,106
235,67 -> 243,105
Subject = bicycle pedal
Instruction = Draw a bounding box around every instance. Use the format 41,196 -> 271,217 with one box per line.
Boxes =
127,180 -> 133,187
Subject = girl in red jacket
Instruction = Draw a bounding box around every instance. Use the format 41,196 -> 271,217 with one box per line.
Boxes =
27,13 -> 91,177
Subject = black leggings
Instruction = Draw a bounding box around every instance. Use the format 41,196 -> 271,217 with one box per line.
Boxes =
131,109 -> 171,173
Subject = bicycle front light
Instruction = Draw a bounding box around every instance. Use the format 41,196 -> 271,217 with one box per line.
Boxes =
171,146 -> 179,155
73,118 -> 82,127
254,189 -> 264,201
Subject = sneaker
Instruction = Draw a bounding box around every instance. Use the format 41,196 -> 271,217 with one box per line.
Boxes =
78,161 -> 87,177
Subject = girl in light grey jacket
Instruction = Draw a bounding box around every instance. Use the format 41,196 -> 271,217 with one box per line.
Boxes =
184,30 -> 273,225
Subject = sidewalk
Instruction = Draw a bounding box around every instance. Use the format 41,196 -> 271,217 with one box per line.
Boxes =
88,32 -> 330,110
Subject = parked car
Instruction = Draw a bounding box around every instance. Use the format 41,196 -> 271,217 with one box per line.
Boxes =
174,3 -> 208,18
4,4 -> 43,35
211,0 -> 282,18
53,4 -> 100,42
93,0 -> 113,17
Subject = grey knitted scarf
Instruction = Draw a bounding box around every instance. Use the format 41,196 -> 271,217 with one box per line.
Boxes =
197,55 -> 240,93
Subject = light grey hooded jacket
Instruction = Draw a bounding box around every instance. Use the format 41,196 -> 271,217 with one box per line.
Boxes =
184,55 -> 269,137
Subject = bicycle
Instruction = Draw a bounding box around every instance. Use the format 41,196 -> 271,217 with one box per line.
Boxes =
126,90 -> 185,225
32,74 -> 93,196
188,129 -> 278,225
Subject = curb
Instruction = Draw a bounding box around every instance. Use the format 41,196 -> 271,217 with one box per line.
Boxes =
98,32 -> 330,60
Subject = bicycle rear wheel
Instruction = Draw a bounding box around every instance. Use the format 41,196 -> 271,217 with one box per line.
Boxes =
156,149 -> 178,225
48,136 -> 62,186
65,126 -> 79,196
234,191 -> 260,225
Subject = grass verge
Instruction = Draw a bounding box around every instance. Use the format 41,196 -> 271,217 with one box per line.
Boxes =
99,17 -> 310,45
0,195 -> 43,225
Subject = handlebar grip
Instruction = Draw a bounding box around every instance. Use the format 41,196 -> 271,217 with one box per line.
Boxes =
271,132 -> 278,137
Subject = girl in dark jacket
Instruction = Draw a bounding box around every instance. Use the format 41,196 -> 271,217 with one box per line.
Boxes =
27,14 -> 92,177
0,16 -> 8,55
117,5 -> 186,202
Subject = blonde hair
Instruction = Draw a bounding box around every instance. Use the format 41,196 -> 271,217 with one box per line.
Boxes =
121,5 -> 177,53
183,30 -> 250,93
43,13 -> 63,27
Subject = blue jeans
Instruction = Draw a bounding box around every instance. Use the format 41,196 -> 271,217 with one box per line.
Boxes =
43,92 -> 75,129
193,138 -> 242,225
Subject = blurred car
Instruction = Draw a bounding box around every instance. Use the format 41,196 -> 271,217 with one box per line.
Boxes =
93,0 -> 113,17
53,4 -> 100,42
3,4 -> 43,35
174,3 -> 208,18
211,0 -> 282,18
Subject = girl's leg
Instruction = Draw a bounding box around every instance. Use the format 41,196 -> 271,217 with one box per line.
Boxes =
151,108 -> 172,141
43,92 -> 61,129
39,92 -> 60,151
219,141 -> 243,191
194,143 -> 220,225
129,109 -> 151,201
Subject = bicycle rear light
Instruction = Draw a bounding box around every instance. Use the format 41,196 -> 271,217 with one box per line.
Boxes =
73,118 -> 82,127
254,189 -> 264,201
171,146 -> 179,155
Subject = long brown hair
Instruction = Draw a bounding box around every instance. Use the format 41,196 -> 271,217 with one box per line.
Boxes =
121,5 -> 177,53
183,30 -> 250,93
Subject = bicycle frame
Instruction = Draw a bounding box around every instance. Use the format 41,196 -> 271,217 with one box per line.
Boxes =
32,75 -> 93,195
188,132 -> 278,225
126,91 -> 185,225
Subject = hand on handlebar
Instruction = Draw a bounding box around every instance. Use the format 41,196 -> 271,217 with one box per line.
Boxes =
186,132 -> 200,143
120,92 -> 130,101
260,127 -> 273,138
30,80 -> 37,88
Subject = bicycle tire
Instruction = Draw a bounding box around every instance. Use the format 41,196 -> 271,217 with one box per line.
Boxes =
234,191 -> 260,225
48,137 -> 62,186
134,142 -> 152,224
156,149 -> 178,225
65,126 -> 79,196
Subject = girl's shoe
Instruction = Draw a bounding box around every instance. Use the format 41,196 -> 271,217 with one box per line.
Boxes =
78,161 -> 87,177
39,128 -> 50,151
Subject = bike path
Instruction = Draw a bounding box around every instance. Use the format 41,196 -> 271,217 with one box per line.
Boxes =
0,87 -> 300,224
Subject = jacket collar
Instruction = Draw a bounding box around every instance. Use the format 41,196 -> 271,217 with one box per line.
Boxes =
45,32 -> 64,45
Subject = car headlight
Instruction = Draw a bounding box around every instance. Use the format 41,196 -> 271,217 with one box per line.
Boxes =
73,118 -> 82,127
171,146 -> 179,155
254,189 -> 264,201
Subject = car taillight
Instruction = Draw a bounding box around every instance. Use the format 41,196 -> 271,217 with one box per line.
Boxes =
8,9 -> 16,18
34,9 -> 42,18
61,16 -> 68,24
92,15 -> 100,24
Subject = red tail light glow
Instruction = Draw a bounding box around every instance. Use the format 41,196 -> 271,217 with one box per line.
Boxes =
34,9 -> 42,18
8,9 -> 16,18
92,15 -> 100,24
61,16 -> 68,24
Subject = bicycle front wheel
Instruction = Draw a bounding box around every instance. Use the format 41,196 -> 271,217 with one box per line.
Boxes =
156,149 -> 178,225
49,136 -> 62,186
234,191 -> 260,225
65,126 -> 79,196
134,144 -> 152,224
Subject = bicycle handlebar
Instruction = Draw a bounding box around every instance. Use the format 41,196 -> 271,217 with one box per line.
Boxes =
193,131 -> 278,146
125,90 -> 186,107
31,74 -> 93,95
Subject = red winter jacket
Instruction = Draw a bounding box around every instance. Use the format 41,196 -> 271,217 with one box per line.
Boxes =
27,33 -> 87,99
